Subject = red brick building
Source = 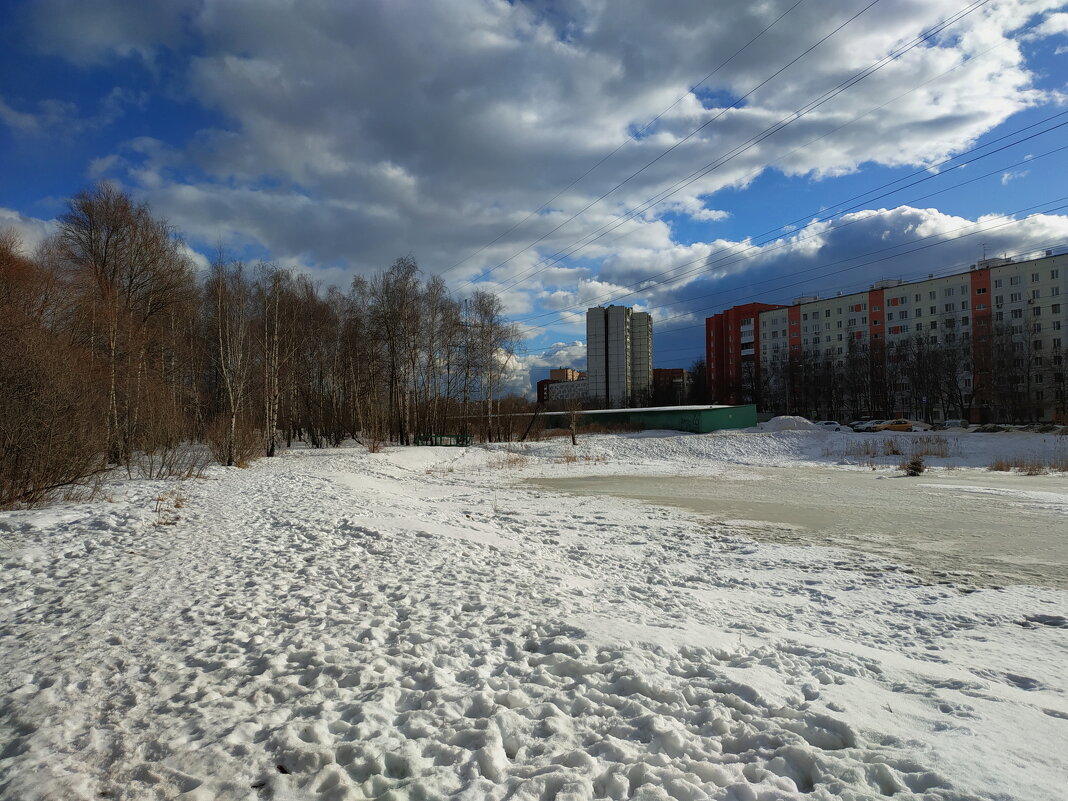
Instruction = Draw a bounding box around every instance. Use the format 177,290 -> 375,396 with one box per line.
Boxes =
705,302 -> 785,405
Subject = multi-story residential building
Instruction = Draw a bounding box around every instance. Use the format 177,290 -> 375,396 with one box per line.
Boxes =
543,378 -> 589,404
705,302 -> 785,405
587,305 -> 653,408
549,367 -> 584,382
706,252 -> 1068,422
652,368 -> 690,405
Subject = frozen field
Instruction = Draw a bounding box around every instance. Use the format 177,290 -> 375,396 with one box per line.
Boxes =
1,429 -> 1067,800
529,467 -> 1068,589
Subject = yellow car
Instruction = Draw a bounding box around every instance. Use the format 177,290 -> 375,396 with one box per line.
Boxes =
874,419 -> 913,432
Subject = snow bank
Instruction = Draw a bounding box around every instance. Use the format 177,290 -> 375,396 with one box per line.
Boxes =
758,415 -> 821,432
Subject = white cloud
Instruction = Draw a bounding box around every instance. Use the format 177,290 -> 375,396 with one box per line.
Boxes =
1001,169 -> 1030,184
1033,11 -> 1068,37
0,208 -> 56,254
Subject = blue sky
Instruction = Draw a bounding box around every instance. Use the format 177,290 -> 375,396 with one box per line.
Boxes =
2,0 -> 1068,392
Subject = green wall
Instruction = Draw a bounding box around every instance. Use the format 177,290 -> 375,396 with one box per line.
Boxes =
543,405 -> 756,434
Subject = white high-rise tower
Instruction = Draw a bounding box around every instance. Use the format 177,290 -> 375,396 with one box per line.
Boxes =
586,305 -> 652,408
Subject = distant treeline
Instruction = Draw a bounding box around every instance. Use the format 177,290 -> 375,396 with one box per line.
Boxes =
1,184 -> 523,507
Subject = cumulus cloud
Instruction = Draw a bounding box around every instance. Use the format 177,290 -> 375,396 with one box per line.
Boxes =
0,208 -> 56,253
507,341 -> 590,399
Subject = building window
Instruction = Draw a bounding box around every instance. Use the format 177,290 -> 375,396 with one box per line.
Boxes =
976,303 -> 986,310
1032,273 -> 1040,282
1033,289 -> 1041,300
995,311 -> 1004,321
944,288 -> 954,297
1011,309 -> 1023,319
930,321 -> 937,329
961,301 -> 969,310
887,312 -> 894,321
930,306 -> 936,314
1034,306 -> 1042,316
995,295 -> 1003,304
1053,304 -> 1061,314
994,279 -> 1003,288
1052,269 -> 1060,279
961,316 -> 969,326
1052,287 -> 1061,296
944,303 -> 953,312
802,313 -> 808,321
825,309 -> 831,318
976,287 -> 987,295
1010,292 -> 1022,302
915,308 -> 922,317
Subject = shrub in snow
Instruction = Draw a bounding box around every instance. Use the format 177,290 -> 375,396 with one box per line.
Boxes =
902,455 -> 926,476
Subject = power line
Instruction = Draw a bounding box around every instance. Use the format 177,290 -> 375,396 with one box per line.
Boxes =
649,233 -> 1068,363
510,194 -> 1068,351
601,198 -> 1068,348
511,128 -> 1068,330
456,0 -> 892,290
436,0 -> 809,278
491,0 -> 994,296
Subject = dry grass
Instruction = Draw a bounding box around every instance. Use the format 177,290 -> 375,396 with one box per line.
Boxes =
910,435 -> 954,459
831,434 -> 956,462
492,452 -> 529,469
987,454 -> 1068,474
558,447 -> 607,464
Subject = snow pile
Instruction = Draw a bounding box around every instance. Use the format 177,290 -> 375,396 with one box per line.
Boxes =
1,436 -> 1066,800
758,415 -> 821,432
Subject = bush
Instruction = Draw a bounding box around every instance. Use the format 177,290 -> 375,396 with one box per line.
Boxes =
902,455 -> 926,476
206,415 -> 261,468
0,327 -> 107,508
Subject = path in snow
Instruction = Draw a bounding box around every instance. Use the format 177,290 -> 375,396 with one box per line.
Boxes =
1,437 -> 1066,801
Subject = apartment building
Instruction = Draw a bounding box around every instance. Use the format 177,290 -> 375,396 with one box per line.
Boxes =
587,305 -> 653,408
706,252 -> 1068,422
705,302 -> 785,405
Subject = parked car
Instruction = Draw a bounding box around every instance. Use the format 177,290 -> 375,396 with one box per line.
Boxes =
815,420 -> 851,432
874,419 -> 913,432
942,419 -> 970,428
852,420 -> 884,432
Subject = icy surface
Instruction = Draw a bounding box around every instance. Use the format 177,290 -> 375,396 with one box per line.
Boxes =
1,431 -> 1067,800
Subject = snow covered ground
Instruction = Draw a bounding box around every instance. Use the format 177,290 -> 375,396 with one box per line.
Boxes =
1,429 -> 1066,800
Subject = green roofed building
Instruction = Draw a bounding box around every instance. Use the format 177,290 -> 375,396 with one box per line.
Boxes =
541,404 -> 756,434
